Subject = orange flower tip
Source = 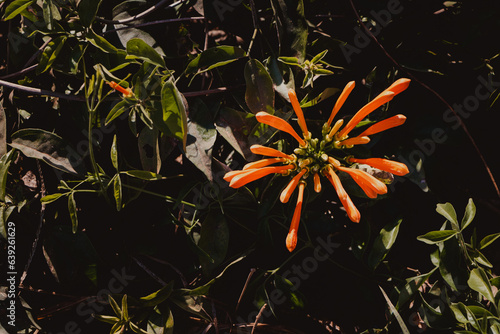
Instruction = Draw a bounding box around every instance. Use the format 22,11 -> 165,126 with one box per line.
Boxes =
286,229 -> 298,252
388,78 -> 411,95
328,156 -> 341,168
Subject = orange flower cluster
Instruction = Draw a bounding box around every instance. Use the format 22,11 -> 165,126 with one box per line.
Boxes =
224,79 -> 411,252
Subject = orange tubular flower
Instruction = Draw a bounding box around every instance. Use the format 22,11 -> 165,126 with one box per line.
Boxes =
108,81 -> 133,98
347,157 -> 410,176
337,166 -> 387,197
286,182 -> 305,252
243,158 -> 285,170
338,91 -> 395,139
288,89 -> 309,138
229,165 -> 294,188
339,136 -> 370,147
327,81 -> 355,127
223,80 -> 410,251
281,169 -> 308,203
313,173 -> 321,193
358,115 -> 406,137
256,112 -> 306,147
250,145 -> 294,160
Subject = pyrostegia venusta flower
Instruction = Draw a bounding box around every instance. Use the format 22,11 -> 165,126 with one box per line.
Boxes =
108,81 -> 133,98
225,79 -> 411,251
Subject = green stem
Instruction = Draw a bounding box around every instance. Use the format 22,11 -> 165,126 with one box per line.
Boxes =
121,184 -> 196,207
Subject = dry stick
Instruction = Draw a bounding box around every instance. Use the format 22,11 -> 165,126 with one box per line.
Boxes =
144,255 -> 188,287
0,64 -> 38,80
348,0 -> 500,200
20,161 -> 46,286
132,257 -> 167,286
234,268 -> 256,314
0,78 -> 240,101
0,78 -> 85,101
104,17 -> 205,34
96,0 -> 189,25
250,303 -> 268,334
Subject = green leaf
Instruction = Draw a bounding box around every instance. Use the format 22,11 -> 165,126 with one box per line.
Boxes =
0,150 -> 15,202
461,198 -> 476,230
105,100 -> 131,125
140,281 -> 174,307
42,0 -> 62,31
311,49 -> 328,64
185,46 -> 246,77
379,286 -> 410,334
0,103 -> 7,157
93,314 -> 120,325
417,230 -> 458,244
468,268 -> 495,303
138,127 -> 160,174
108,295 -> 122,317
126,38 -> 166,68
479,232 -> 500,249
68,193 -> 78,233
436,202 -> 459,230
244,59 -> 275,114
313,68 -> 334,75
3,0 -> 35,21
277,56 -> 301,66
37,36 -> 67,74
113,175 -> 122,211
86,29 -> 119,53
159,79 -> 188,149
396,268 -> 437,310
10,128 -> 85,175
78,0 -> 102,27
121,295 -> 129,321
0,206 -> 16,239
111,135 -> 118,171
198,211 -> 229,275
147,304 -> 174,334
40,193 -> 66,204
367,219 -> 402,270
122,170 -> 163,181
184,99 -> 217,181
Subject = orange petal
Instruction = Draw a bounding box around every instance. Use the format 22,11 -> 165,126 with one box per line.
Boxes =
280,169 -> 307,203
288,89 -> 309,137
339,136 -> 370,147
338,166 -> 387,196
358,115 -> 406,137
313,173 -> 321,193
256,112 -> 306,147
243,158 -> 285,170
250,145 -> 294,160
385,78 -> 411,95
324,167 -> 347,201
348,157 -> 409,176
327,81 -> 355,127
286,182 -> 305,252
229,165 -> 294,188
108,81 -> 133,97
328,156 -> 341,168
224,170 -> 251,182
340,195 -> 361,223
338,91 -> 395,138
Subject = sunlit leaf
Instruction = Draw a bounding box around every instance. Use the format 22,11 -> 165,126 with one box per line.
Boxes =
244,59 -> 275,114
126,38 -> 166,68
417,230 -> 458,244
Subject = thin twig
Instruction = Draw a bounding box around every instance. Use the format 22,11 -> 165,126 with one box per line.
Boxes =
144,255 -> 188,287
24,37 -> 52,68
348,0 -> 500,200
20,161 -> 46,286
0,64 -> 37,80
132,257 -> 167,286
104,17 -> 205,34
234,268 -> 256,314
0,79 -> 85,101
251,303 -> 268,334
96,0 -> 189,25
